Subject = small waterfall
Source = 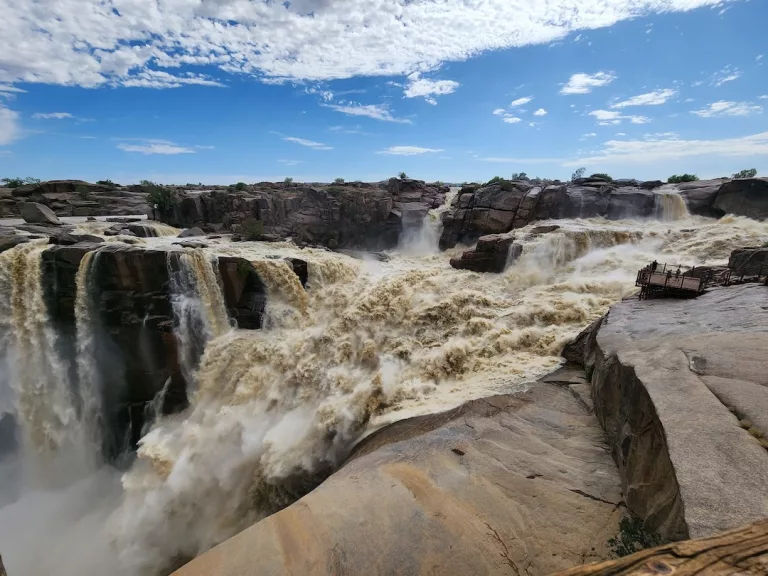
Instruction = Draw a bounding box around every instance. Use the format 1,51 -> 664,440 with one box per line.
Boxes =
0,243 -> 76,453
654,191 -> 689,221
167,250 -> 230,385
74,249 -> 103,454
134,222 -> 180,237
398,188 -> 459,255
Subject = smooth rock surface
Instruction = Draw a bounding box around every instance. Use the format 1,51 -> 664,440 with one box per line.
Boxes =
175,383 -> 623,576
19,202 -> 61,225
570,284 -> 768,541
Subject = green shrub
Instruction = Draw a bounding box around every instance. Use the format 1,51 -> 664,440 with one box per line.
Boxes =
333,177 -> 345,184
667,174 -> 699,184
235,182 -> 247,191
486,176 -> 506,185
590,173 -> 613,181
142,181 -> 174,212
96,179 -> 117,188
510,172 -> 528,180
327,186 -> 344,194
284,177 -> 293,184
608,516 -> 663,558
241,218 -> 264,241
398,172 -> 407,179
1,177 -> 39,188
732,168 -> 757,179
571,167 -> 586,181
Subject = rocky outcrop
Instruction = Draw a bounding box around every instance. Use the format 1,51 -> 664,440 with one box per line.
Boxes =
3,180 -> 150,218
440,178 -> 768,249
449,233 -> 520,273
178,227 -> 205,238
174,381 -> 623,576
728,247 -> 768,276
159,179 -> 447,250
41,244 -> 307,457
565,284 -> 768,541
20,202 -> 61,225
712,177 -> 768,220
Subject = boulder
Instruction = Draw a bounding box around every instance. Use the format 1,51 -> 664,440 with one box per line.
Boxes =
712,178 -> 768,220
570,284 -> 768,540
178,227 -> 205,238
677,179 -> 728,218
174,383 -> 623,576
449,233 -> 519,273
20,202 -> 61,225
728,247 -> 768,276
48,233 -> 104,246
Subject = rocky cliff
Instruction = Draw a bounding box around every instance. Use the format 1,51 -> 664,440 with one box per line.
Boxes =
0,180 -> 150,217
159,178 -> 447,249
440,177 -> 768,249
40,243 -> 306,457
564,283 -> 768,541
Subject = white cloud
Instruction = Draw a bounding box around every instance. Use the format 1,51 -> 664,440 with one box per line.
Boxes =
323,102 -> 411,124
510,96 -> 533,107
492,108 -> 506,116
761,95 -> 768,100
32,112 -> 74,119
712,66 -> 742,87
377,146 -> 443,156
582,132 -> 597,138
533,108 -> 547,116
0,0 -> 728,88
610,89 -> 677,108
0,104 -> 21,145
560,72 -> 616,95
616,132 -> 626,136
117,139 -> 199,155
757,55 -> 764,63
403,74 -> 459,105
691,101 -> 763,118
503,117 -> 522,124
278,159 -> 302,166
282,136 -> 333,150
589,109 -> 650,125
0,84 -> 26,99
565,131 -> 768,166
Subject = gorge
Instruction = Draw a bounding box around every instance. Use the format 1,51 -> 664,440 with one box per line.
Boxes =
0,178 -> 767,575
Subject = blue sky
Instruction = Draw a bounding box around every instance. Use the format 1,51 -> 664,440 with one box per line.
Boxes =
0,0 -> 766,184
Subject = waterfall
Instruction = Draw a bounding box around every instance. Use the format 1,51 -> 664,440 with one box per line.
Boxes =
398,188 -> 459,255
74,249 -> 103,455
138,222 -> 180,237
167,250 -> 230,385
0,242 -> 76,454
654,191 -> 690,221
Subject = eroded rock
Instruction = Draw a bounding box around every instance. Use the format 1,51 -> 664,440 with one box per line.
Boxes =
20,202 -> 61,226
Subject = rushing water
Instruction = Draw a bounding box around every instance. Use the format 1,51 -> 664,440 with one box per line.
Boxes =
1,201 -> 768,575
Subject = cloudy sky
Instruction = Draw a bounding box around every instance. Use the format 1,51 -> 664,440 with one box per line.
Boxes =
0,0 -> 766,184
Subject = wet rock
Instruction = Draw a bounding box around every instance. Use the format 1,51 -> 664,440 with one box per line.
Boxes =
48,233 -> 104,246
678,179 -> 728,218
174,383 -> 623,576
728,247 -> 768,276
87,216 -> 97,221
450,233 -> 519,273
20,201 -> 62,225
530,224 -> 560,235
106,216 -> 142,223
176,241 -> 209,249
178,227 -> 205,238
0,235 -> 30,254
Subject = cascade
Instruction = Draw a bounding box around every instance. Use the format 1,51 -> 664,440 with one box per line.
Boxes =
166,249 -> 231,384
0,242 -> 76,454
74,249 -> 104,456
398,188 -> 459,256
136,222 -> 180,237
653,190 -> 690,221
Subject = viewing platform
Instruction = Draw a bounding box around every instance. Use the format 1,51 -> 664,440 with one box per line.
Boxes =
635,263 -> 721,300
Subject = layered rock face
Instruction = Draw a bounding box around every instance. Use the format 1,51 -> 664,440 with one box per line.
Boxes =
0,180 -> 150,217
439,177 -> 768,249
175,382 -> 623,576
159,178 -> 447,249
40,244 -> 304,456
564,284 -> 768,541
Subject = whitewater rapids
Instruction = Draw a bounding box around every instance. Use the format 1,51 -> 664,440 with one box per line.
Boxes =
110,210 -> 768,574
